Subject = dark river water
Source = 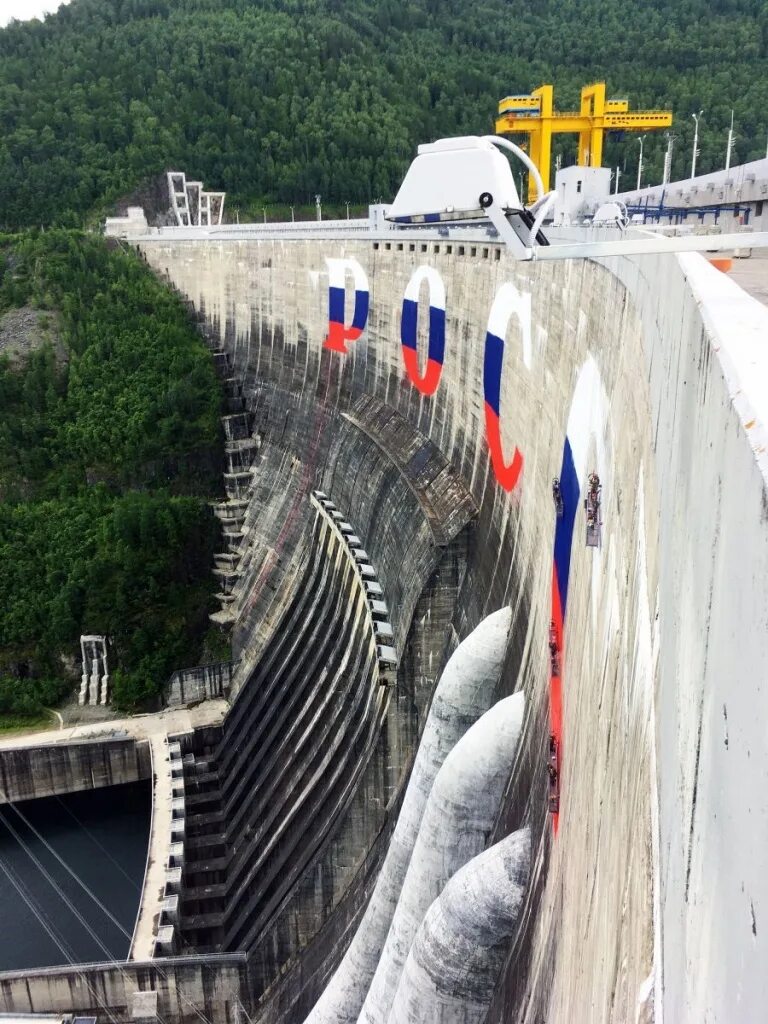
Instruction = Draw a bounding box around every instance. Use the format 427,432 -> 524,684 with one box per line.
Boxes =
0,780 -> 151,971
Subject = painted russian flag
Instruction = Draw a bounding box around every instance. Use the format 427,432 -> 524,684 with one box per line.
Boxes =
549,357 -> 608,834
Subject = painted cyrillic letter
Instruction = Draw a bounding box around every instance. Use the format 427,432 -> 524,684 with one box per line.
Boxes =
324,258 -> 370,353
400,266 -> 446,396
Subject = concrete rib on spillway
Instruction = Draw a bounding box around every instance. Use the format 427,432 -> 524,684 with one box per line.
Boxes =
388,828 -> 531,1024
359,691 -> 526,1024
304,607 -> 513,1024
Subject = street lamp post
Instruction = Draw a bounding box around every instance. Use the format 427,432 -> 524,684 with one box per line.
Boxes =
663,132 -> 677,185
345,201 -> 350,220
315,194 -> 322,222
725,109 -> 735,172
262,207 -> 267,224
290,205 -> 295,222
636,135 -> 646,190
691,110 -> 704,179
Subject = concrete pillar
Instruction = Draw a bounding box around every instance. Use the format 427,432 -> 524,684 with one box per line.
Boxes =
88,649 -> 99,705
359,691 -> 525,1024
388,828 -> 531,1024
304,607 -> 513,1024
100,645 -> 110,705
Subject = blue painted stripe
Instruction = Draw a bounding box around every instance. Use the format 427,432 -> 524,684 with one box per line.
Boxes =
425,213 -> 440,223
552,437 -> 580,614
329,286 -> 346,325
401,298 -> 418,349
429,306 -> 445,364
352,289 -> 369,331
483,331 -> 504,416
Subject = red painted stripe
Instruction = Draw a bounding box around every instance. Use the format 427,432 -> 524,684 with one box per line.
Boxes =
323,322 -> 363,353
402,347 -> 443,396
484,402 -> 523,492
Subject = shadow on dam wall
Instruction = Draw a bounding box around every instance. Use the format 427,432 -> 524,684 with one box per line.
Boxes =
6,230 -> 766,1024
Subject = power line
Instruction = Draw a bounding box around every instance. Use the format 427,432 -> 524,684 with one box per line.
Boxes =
0,800 -> 128,938
53,793 -> 142,893
0,853 -> 123,1024
0,787 -> 216,1024
0,807 -> 120,961
1,813 -> 173,1024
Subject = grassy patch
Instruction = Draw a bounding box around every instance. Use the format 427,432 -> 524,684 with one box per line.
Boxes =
0,710 -> 54,736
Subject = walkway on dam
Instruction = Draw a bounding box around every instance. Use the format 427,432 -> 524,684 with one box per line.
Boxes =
728,251 -> 768,306
0,701 -> 227,751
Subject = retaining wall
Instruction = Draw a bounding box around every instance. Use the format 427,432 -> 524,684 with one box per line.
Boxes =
0,738 -> 151,804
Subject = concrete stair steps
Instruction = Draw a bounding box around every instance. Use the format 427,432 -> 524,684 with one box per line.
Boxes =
185,828 -> 226,849
222,644 -> 384,949
219,544 -> 383,941
183,854 -> 227,875
212,566 -> 243,581
184,789 -> 222,808
224,437 -> 259,454
214,552 -> 239,565
179,910 -> 224,931
223,469 -> 255,481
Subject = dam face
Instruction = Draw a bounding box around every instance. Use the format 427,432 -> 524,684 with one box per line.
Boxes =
129,232 -> 768,1024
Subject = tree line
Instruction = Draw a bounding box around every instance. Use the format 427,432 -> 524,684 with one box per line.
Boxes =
0,231 -> 223,715
0,0 -> 766,227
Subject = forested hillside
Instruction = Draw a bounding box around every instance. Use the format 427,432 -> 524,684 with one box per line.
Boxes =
1,0 -> 767,227
0,232 -> 223,718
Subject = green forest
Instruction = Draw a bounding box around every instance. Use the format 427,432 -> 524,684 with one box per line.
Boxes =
0,232 -> 223,719
1,0 -> 767,227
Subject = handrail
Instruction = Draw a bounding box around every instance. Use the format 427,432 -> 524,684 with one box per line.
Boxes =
481,134 -> 545,204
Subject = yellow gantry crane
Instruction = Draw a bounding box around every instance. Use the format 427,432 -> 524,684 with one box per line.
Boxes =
495,83 -> 673,202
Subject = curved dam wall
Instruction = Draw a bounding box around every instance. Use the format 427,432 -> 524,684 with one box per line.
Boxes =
136,230 -> 768,1024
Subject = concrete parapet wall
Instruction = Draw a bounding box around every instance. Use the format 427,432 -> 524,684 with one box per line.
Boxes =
0,955 -> 247,1024
0,738 -> 151,804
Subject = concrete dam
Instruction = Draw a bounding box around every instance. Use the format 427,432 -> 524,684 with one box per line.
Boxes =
3,218 -> 767,1024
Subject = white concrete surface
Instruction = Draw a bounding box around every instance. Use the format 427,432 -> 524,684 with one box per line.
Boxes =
140,220 -> 768,1023
0,702 -> 227,752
